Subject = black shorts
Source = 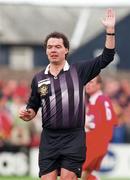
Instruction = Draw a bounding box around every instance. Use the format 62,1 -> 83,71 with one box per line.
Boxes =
39,128 -> 86,178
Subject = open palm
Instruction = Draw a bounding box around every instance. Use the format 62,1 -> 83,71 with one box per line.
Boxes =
102,9 -> 115,28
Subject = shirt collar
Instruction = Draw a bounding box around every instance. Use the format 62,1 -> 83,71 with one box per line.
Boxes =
89,90 -> 103,105
44,61 -> 70,74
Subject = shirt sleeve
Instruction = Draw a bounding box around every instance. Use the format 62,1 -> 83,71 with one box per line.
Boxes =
26,76 -> 41,113
76,47 -> 115,85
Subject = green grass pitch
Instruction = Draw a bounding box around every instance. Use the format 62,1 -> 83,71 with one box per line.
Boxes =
0,177 -> 129,180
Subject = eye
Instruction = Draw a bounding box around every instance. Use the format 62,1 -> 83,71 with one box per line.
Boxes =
56,45 -> 61,48
47,45 -> 52,49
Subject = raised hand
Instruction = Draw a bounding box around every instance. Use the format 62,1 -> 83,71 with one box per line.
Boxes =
102,8 -> 115,30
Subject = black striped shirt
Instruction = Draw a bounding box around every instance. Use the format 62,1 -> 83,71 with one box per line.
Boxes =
27,47 -> 115,129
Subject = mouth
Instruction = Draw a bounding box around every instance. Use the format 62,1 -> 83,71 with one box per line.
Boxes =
50,54 -> 58,59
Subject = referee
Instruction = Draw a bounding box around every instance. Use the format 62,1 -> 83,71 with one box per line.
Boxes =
19,8 -> 116,180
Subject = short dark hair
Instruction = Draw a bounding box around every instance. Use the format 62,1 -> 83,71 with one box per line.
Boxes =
43,31 -> 70,59
96,75 -> 104,90
96,75 -> 102,84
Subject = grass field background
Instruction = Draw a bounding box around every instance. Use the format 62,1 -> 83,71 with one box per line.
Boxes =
0,177 -> 129,180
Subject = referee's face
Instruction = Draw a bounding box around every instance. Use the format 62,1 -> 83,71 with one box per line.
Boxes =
46,38 -> 68,64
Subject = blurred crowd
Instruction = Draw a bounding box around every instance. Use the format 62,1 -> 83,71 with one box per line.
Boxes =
103,77 -> 130,143
0,77 -> 130,149
0,79 -> 42,148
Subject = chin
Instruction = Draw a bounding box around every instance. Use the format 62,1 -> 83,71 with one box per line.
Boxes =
51,60 -> 60,64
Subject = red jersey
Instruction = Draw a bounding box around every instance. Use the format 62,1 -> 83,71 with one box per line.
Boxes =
83,91 -> 118,171
0,109 -> 12,139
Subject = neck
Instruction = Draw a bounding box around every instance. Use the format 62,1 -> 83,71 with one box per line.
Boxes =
49,60 -> 66,76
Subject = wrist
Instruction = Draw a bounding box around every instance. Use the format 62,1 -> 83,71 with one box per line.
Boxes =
106,27 -> 115,33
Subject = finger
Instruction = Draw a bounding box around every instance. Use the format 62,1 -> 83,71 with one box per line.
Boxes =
107,8 -> 115,18
26,109 -> 32,114
107,8 -> 112,17
101,18 -> 105,24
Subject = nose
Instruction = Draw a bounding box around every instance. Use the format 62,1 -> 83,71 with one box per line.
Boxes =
51,46 -> 57,52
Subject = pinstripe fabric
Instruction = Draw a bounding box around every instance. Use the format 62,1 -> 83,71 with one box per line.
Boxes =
36,65 -> 85,129
70,66 -> 80,119
59,73 -> 69,128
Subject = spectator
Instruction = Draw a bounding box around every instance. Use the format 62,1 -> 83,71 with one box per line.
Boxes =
0,91 -> 13,145
82,76 -> 118,180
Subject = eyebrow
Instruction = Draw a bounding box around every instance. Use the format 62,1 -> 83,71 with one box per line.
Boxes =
47,44 -> 62,47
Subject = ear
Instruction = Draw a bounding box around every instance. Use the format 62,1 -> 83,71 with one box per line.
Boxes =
45,49 -> 48,55
65,48 -> 69,54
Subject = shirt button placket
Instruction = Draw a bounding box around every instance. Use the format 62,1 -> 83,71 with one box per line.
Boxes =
54,76 -> 58,79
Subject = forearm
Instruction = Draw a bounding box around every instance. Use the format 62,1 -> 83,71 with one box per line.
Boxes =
105,27 -> 115,49
100,47 -> 115,68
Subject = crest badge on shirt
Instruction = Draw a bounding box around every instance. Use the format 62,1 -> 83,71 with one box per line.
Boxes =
38,78 -> 51,97
38,84 -> 48,96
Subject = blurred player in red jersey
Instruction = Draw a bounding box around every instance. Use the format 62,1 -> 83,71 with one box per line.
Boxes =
82,75 -> 118,180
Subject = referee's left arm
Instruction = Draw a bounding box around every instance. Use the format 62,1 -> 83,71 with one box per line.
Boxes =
75,47 -> 115,85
